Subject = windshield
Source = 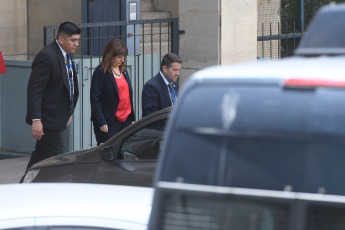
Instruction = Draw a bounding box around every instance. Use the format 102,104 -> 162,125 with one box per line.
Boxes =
160,84 -> 345,195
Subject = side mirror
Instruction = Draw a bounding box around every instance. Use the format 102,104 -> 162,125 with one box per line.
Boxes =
101,146 -> 114,162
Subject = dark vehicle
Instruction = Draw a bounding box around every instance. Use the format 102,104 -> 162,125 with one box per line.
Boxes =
149,4 -> 345,230
22,108 -> 170,187
154,57 -> 345,194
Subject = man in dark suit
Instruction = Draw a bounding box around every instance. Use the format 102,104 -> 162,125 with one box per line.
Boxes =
25,22 -> 81,170
142,53 -> 182,117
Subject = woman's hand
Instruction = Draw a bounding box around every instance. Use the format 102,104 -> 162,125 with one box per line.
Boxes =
100,125 -> 108,133
66,115 -> 72,128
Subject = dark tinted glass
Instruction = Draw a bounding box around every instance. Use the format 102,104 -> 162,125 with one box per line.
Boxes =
120,119 -> 166,160
307,204 -> 345,230
155,189 -> 290,230
6,227 -> 116,230
161,84 -> 345,195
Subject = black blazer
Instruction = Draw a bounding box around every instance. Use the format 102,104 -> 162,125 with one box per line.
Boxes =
90,65 -> 135,128
26,41 -> 79,131
142,73 -> 177,117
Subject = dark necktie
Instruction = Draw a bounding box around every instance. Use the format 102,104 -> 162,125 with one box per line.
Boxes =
65,53 -> 74,113
168,84 -> 177,106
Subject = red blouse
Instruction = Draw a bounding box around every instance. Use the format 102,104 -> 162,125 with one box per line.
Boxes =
115,74 -> 131,122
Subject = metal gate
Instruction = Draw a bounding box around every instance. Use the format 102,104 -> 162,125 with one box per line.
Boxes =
44,18 -> 179,151
257,0 -> 345,60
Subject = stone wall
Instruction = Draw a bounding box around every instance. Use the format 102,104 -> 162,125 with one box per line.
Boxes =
0,0 -> 262,83
221,0 -> 257,64
0,0 -> 27,60
178,0 -> 220,85
27,0 -> 81,60
257,0 -> 281,59
153,0 -> 179,18
0,0 -> 81,61
178,0 -> 258,85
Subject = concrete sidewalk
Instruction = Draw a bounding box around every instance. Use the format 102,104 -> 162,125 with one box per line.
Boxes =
0,157 -> 30,184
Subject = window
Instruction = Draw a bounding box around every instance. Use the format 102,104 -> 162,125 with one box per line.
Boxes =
161,85 -> 345,195
120,119 -> 166,160
5,227 -> 116,230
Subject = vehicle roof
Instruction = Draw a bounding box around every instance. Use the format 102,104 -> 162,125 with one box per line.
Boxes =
295,3 -> 345,56
0,183 -> 153,229
188,55 -> 345,83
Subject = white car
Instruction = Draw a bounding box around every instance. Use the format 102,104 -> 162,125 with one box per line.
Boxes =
0,183 -> 152,230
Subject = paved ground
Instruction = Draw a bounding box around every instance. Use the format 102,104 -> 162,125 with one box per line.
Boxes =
0,156 -> 30,184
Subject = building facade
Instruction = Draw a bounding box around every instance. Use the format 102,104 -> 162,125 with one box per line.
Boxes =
0,0 -> 257,84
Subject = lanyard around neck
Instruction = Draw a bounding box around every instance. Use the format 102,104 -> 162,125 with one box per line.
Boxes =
64,54 -> 73,77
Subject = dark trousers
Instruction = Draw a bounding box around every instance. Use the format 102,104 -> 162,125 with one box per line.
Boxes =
93,116 -> 133,146
25,129 -> 63,171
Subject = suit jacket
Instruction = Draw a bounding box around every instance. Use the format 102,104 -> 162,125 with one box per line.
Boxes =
90,65 -> 135,128
142,73 -> 178,117
26,41 -> 79,131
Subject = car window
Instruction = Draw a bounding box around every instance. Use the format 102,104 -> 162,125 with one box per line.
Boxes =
47,227 -> 118,230
160,85 -> 345,195
5,227 -> 117,230
119,119 -> 166,160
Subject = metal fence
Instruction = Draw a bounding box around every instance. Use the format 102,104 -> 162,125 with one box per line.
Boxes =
257,0 -> 345,59
257,22 -> 301,60
44,18 -> 179,151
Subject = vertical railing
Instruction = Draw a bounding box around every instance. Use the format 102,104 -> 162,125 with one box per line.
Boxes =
257,21 -> 302,60
44,18 -> 179,151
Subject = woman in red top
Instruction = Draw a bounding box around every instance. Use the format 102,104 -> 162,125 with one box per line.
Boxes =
90,38 -> 135,146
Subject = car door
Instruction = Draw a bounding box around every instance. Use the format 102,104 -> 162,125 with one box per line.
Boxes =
92,116 -> 167,187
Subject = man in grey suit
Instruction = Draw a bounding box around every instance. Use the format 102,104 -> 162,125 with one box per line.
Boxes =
24,22 -> 80,171
142,53 -> 182,117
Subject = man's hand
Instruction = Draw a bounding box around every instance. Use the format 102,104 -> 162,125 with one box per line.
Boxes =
32,120 -> 44,140
100,125 -> 108,133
